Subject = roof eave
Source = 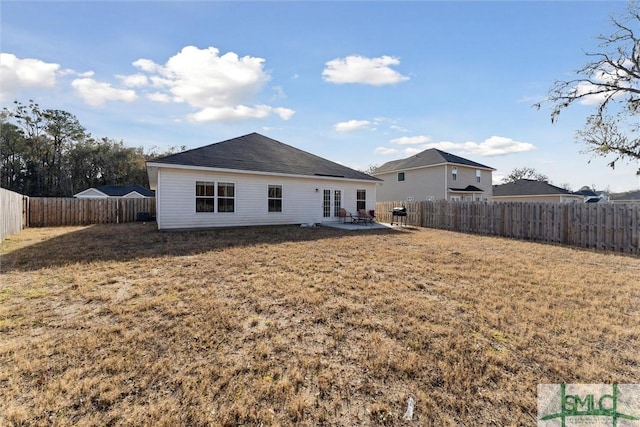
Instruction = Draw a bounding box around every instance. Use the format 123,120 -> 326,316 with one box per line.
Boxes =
146,162 -> 381,182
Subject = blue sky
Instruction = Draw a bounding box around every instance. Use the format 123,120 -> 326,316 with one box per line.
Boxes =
2,1 -> 639,192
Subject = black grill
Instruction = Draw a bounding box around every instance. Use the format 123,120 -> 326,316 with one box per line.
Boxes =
391,206 -> 407,226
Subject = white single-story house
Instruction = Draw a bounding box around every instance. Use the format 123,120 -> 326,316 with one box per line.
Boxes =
146,133 -> 381,230
74,184 -> 155,198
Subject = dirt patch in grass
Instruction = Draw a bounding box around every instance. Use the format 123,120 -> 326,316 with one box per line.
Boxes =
1,223 -> 639,426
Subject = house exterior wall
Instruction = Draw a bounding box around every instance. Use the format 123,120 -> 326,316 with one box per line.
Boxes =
374,164 -> 492,202
155,167 -> 377,230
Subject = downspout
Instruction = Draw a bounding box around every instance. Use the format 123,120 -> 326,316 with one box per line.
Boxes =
444,165 -> 448,201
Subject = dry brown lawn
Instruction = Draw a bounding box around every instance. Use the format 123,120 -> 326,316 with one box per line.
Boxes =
1,223 -> 639,426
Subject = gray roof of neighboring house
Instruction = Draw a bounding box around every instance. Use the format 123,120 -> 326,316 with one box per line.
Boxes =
149,132 -> 380,181
449,185 -> 484,192
373,148 -> 494,174
492,179 -> 575,196
574,189 -> 598,197
97,185 -> 155,197
610,190 -> 640,201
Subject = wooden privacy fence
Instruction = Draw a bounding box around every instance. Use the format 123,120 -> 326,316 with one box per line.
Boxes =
1,188 -> 28,242
375,200 -> 640,255
28,197 -> 156,227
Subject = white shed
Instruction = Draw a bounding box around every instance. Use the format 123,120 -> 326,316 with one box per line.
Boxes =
146,133 -> 381,230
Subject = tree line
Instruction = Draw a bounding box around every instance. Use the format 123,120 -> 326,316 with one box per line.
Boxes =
1,100 -> 181,197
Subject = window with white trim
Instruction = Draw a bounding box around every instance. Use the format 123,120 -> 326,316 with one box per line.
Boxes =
268,185 -> 282,212
356,189 -> 366,211
195,181 -> 215,212
333,190 -> 342,217
397,172 -> 405,181
217,182 -> 235,213
476,169 -> 481,183
451,167 -> 457,181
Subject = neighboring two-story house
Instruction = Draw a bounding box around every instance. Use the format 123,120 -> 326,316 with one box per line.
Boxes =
371,148 -> 495,202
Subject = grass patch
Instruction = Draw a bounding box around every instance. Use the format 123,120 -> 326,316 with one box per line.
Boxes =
1,222 -> 638,425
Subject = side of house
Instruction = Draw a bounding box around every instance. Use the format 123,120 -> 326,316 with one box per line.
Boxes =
373,149 -> 494,202
153,167 -> 376,229
147,133 -> 380,230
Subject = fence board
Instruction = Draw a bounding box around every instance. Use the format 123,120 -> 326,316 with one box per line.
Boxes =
376,200 -> 639,256
27,197 -> 155,227
0,188 -> 28,242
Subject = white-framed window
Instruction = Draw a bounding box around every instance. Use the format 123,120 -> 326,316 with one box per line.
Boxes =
397,172 -> 405,182
356,189 -> 366,211
451,167 -> 457,181
476,169 -> 481,183
333,190 -> 342,217
217,182 -> 235,213
268,185 -> 282,212
195,181 -> 215,212
450,196 -> 461,202
195,181 -> 235,213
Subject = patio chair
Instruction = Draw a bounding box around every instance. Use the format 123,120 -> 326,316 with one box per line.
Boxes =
358,209 -> 375,225
338,208 -> 355,223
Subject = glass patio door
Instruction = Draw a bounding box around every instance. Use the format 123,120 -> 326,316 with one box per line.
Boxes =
322,189 -> 342,219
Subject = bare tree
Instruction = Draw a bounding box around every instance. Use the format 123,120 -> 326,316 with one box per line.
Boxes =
502,167 -> 549,184
535,3 -> 640,173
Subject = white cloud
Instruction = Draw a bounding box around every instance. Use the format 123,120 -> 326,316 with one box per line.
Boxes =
132,58 -> 160,73
378,135 -> 535,158
374,147 -> 400,155
421,135 -> 535,156
391,135 -> 431,145
147,92 -> 171,103
117,73 -> 149,87
132,45 -> 293,122
334,119 -> 370,132
390,124 -> 408,132
323,55 -> 409,86
71,78 -> 138,106
188,104 -> 295,122
0,53 -> 60,101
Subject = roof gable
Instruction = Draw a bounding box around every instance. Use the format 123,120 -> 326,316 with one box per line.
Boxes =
373,148 -> 494,174
148,133 -> 380,181
97,185 -> 155,197
492,179 -> 573,196
73,188 -> 109,198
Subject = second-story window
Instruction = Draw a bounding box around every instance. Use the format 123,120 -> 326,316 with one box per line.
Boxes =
476,169 -> 481,183
451,167 -> 457,181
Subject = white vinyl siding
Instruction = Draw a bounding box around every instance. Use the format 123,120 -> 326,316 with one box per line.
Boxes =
155,167 -> 376,230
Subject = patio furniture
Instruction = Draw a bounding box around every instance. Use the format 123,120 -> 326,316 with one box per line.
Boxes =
338,208 -> 355,223
358,209 -> 375,225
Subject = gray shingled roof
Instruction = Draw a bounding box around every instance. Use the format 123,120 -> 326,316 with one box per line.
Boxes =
610,190 -> 640,201
149,133 -> 380,181
492,179 -> 573,196
373,148 -> 493,174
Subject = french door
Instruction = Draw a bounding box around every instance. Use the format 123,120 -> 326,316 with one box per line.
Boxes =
322,189 -> 342,220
